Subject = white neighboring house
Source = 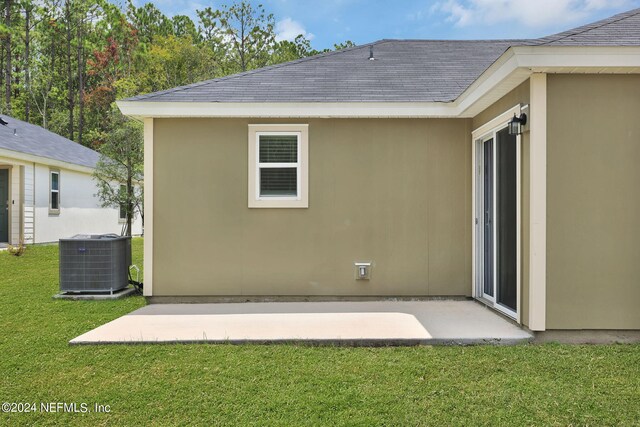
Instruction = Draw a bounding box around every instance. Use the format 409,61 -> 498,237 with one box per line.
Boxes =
0,115 -> 143,245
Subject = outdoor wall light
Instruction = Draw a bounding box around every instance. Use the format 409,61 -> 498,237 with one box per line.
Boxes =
508,113 -> 527,136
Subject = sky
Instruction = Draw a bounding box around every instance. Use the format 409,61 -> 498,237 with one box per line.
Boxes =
131,0 -> 640,49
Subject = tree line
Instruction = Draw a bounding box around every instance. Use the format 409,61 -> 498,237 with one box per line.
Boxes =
0,0 -> 354,148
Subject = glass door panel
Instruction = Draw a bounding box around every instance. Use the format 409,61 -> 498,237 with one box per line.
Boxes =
483,138 -> 494,299
496,128 -> 517,311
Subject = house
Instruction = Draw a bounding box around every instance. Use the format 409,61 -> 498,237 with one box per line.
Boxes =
0,116 -> 143,245
117,9 -> 640,335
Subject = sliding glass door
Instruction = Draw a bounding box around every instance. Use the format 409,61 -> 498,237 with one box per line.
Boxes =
476,126 -> 518,316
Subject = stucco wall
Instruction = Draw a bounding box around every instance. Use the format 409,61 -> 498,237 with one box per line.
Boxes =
34,164 -> 143,243
152,118 -> 472,296
546,74 -> 640,329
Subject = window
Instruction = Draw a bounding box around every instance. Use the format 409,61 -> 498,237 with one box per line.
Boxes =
119,184 -> 127,222
258,134 -> 298,196
248,124 -> 308,208
49,170 -> 60,214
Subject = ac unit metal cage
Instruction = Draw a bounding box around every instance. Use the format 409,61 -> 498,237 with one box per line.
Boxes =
59,234 -> 132,294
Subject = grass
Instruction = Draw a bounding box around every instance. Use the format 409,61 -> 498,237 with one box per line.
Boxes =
1,241 -> 639,426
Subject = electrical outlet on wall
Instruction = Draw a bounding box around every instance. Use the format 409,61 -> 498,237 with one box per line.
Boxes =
355,262 -> 372,280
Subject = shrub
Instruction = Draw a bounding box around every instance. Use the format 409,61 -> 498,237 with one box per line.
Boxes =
7,239 -> 26,257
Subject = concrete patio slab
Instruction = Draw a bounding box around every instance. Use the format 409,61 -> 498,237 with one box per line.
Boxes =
70,300 -> 533,346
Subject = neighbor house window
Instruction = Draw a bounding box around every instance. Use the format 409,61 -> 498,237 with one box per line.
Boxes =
49,170 -> 60,214
118,184 -> 127,222
248,124 -> 308,208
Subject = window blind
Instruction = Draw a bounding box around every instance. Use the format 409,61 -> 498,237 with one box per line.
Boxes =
259,135 -> 298,163
260,168 -> 297,196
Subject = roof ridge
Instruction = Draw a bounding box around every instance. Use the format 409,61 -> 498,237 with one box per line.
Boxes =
535,7 -> 640,46
375,38 -> 528,43
127,41 -> 380,102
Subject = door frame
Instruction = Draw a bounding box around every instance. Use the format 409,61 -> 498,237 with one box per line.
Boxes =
471,105 -> 522,322
478,133 -> 497,304
0,165 -> 12,244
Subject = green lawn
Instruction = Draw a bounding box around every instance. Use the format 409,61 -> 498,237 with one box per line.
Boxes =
1,241 -> 639,426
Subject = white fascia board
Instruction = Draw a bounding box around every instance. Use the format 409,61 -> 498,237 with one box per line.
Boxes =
512,45 -> 640,69
455,49 -> 529,117
0,147 -> 95,174
117,46 -> 640,120
117,100 -> 459,119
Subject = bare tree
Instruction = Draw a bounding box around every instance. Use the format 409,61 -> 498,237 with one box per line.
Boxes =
93,108 -> 143,237
198,2 -> 275,73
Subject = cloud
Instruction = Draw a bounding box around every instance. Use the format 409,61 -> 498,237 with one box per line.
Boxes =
432,0 -> 634,29
584,0 -> 632,10
275,17 -> 315,41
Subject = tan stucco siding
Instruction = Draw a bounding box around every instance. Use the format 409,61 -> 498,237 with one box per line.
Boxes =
152,118 -> 471,296
547,74 -> 640,329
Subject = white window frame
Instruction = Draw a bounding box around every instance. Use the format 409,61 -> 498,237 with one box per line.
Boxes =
49,169 -> 60,215
248,124 -> 309,208
256,131 -> 300,201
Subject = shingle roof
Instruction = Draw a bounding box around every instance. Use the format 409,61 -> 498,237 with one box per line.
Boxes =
127,39 -> 529,103
0,116 -> 100,169
534,8 -> 640,46
126,8 -> 640,104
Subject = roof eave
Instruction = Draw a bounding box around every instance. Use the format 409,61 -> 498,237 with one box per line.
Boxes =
118,45 -> 640,120
116,100 -> 461,119
0,146 -> 96,173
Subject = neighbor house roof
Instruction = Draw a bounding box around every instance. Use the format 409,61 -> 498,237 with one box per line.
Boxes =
0,116 -> 99,169
125,8 -> 640,104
